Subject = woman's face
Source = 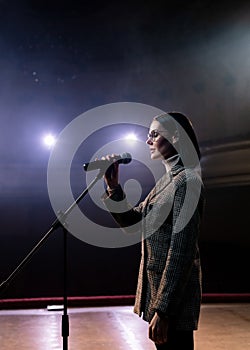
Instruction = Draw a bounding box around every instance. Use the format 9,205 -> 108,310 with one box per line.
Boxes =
146,120 -> 176,160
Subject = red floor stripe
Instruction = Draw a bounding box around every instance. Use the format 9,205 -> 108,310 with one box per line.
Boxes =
0,294 -> 250,309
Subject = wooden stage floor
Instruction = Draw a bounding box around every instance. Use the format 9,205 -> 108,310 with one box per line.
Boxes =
0,304 -> 250,349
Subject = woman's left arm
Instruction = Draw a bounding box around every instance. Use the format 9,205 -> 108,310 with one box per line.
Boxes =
153,175 -> 203,317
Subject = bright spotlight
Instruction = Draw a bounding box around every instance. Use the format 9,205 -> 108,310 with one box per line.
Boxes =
124,133 -> 138,141
43,134 -> 56,148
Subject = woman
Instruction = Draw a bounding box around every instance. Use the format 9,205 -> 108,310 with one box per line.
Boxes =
102,112 -> 204,349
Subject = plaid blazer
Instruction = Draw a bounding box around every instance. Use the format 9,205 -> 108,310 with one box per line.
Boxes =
103,159 -> 204,331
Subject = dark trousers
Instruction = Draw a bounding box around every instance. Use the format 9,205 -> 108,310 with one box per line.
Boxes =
155,330 -> 194,350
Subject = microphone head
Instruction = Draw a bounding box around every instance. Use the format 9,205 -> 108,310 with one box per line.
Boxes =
121,152 -> 132,164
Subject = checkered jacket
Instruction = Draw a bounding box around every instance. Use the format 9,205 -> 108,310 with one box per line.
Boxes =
103,160 -> 204,331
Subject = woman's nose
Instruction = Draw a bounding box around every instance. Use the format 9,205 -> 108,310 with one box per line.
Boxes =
146,137 -> 153,145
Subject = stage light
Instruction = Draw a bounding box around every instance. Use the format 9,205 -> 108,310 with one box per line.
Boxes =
43,134 -> 57,148
124,133 -> 138,141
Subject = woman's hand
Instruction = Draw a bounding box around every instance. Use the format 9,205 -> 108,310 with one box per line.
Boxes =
102,154 -> 120,189
149,312 -> 169,345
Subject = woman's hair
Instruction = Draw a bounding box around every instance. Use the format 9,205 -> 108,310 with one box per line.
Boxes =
154,111 -> 201,164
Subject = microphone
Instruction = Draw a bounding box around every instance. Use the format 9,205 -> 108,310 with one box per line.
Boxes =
83,152 -> 132,172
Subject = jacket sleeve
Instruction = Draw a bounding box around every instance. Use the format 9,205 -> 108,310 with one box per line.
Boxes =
102,184 -> 144,234
153,176 -> 203,317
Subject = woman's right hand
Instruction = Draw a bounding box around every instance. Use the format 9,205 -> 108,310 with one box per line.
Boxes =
102,154 -> 120,189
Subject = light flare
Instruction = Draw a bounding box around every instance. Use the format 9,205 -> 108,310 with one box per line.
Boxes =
124,133 -> 138,141
43,134 -> 57,148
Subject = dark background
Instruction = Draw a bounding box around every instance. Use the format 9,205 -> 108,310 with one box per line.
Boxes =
0,0 -> 250,298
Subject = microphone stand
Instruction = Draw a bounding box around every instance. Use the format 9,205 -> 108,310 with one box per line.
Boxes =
0,170 -> 104,350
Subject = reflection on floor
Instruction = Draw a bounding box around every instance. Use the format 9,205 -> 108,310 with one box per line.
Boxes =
0,304 -> 250,350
